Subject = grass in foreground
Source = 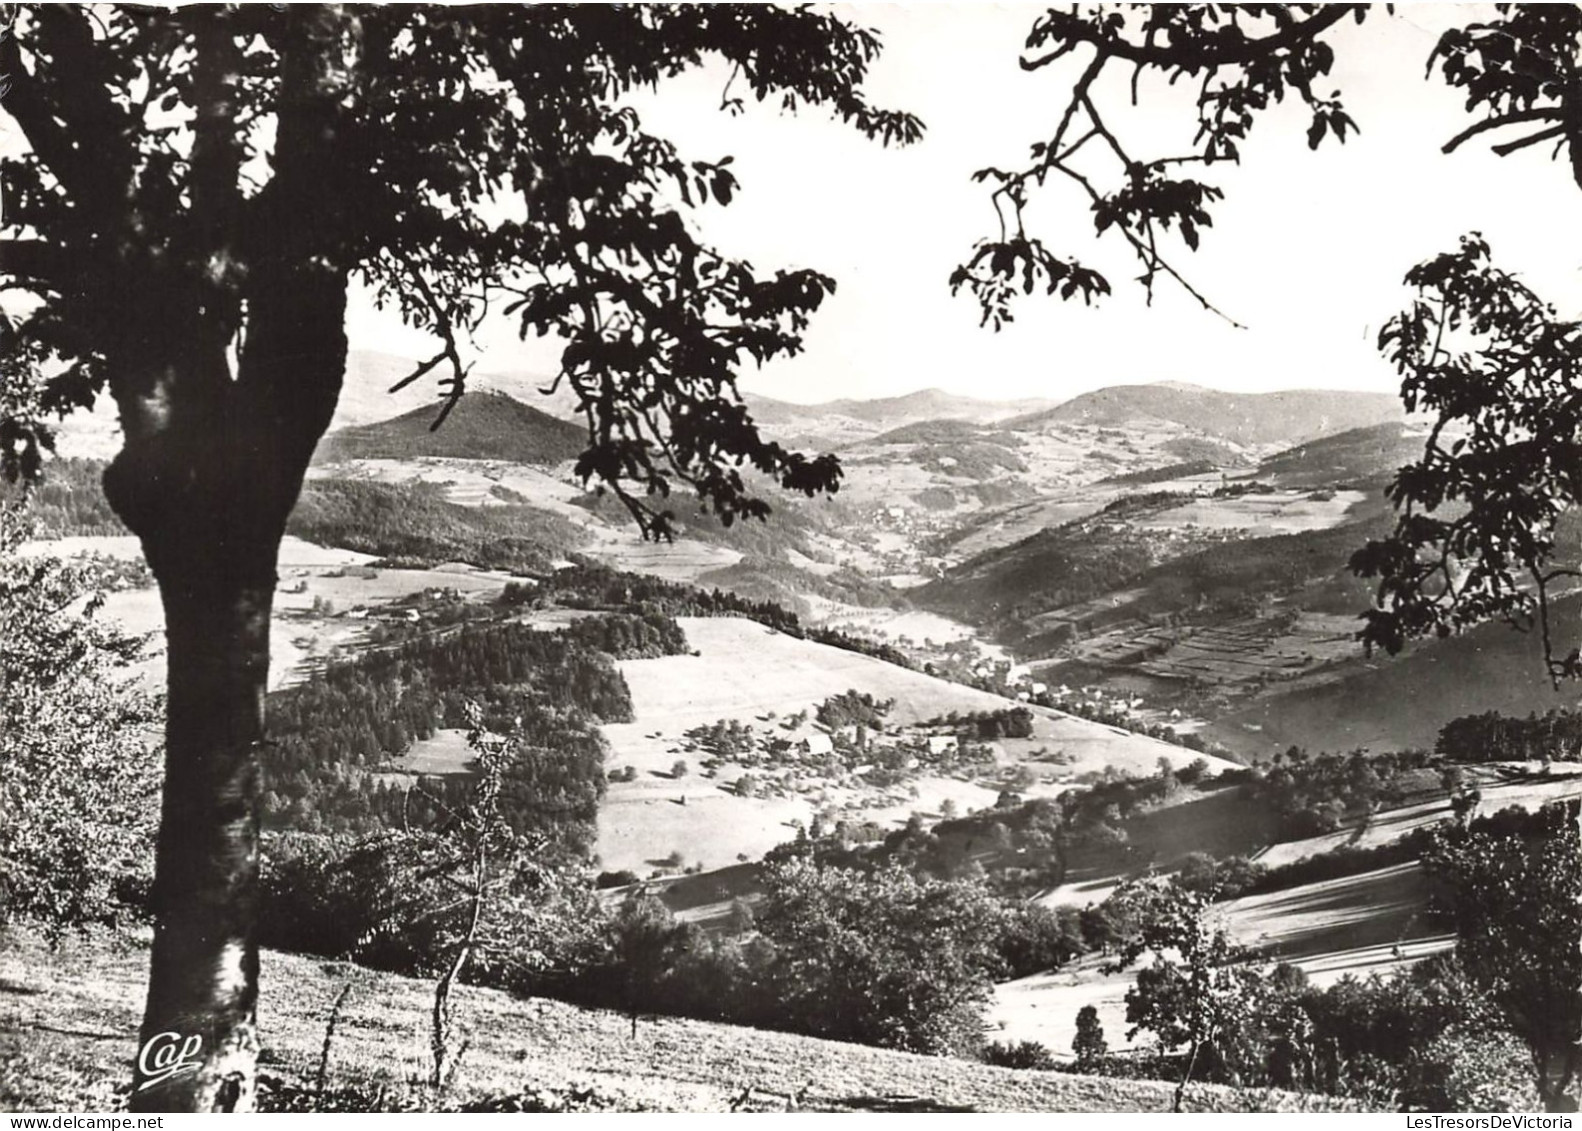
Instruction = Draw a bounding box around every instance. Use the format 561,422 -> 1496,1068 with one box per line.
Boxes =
0,926 -> 1367,1113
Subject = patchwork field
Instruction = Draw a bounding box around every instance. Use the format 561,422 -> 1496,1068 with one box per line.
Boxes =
1209,594 -> 1582,758
1133,490 -> 1368,535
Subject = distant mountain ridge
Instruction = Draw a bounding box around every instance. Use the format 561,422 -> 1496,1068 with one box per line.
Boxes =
1007,382 -> 1404,448
323,354 -> 1402,459
746,387 -> 1059,426
315,388 -> 586,466
740,388 -> 1062,447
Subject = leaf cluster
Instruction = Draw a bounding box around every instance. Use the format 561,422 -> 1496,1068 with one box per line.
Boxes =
1353,235 -> 1582,682
959,4 -> 1367,326
0,5 -> 922,537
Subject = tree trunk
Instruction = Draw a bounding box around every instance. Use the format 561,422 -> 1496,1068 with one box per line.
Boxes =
107,261 -> 347,1109
1173,1040 -> 1202,1113
1541,1046 -> 1579,1112
128,539 -> 277,1111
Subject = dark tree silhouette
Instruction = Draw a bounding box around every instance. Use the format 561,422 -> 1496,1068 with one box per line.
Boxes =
0,5 -> 918,1111
1423,806 -> 1582,1111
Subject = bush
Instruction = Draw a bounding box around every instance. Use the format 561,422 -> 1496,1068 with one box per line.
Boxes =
756,857 -> 1004,1057
1404,1028 -> 1540,1112
983,1040 -> 1057,1071
0,535 -> 161,937
1072,1004 -> 1109,1072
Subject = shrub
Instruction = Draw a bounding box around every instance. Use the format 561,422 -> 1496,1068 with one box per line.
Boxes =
756,857 -> 1004,1057
1072,1005 -> 1109,1073
984,1040 -> 1057,1071
0,535 -> 161,937
1404,1028 -> 1540,1113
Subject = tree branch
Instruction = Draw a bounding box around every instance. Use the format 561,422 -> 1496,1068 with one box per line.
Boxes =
1492,124 -> 1568,158
0,239 -> 70,291
391,251 -> 473,432
0,30 -> 100,216
1442,107 -> 1564,154
26,7 -> 133,220
1021,6 -> 1356,73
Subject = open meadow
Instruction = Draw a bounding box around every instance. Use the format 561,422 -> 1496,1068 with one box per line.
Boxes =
594,616 -> 1227,874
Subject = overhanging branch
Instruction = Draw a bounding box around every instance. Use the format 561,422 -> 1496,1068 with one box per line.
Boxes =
1442,107 -> 1564,154
1021,6 -> 1357,73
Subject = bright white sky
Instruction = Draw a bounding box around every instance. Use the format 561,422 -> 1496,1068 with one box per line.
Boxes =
352,4 -> 1582,406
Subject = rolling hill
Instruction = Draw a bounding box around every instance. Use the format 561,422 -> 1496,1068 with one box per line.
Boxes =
740,388 -> 1060,447
1257,421 -> 1428,489
917,491 -> 1391,643
1007,383 -> 1404,448
1208,593 -> 1582,759
314,388 -> 586,466
864,417 -> 998,446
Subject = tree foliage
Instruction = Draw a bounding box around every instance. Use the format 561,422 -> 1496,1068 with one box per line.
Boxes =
1107,877 -> 1264,1108
754,856 -> 1005,1057
1437,708 -> 1582,764
1422,803 -> 1582,1109
0,4 -> 919,535
956,4 -> 1368,328
1072,1004 -> 1109,1072
1353,236 -> 1582,681
0,508 -> 161,936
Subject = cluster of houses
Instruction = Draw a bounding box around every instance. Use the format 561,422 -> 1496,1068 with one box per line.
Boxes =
344,586 -> 465,624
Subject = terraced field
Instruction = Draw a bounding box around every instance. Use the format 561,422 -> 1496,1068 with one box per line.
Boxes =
1131,615 -> 1361,685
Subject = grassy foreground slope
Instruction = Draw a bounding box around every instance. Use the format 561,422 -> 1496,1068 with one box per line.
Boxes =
0,930 -> 1355,1113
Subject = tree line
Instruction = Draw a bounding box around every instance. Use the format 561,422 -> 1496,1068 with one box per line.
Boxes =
262,611 -> 689,845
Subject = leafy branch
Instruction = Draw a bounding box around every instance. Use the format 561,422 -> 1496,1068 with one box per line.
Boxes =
958,4 -> 1369,328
